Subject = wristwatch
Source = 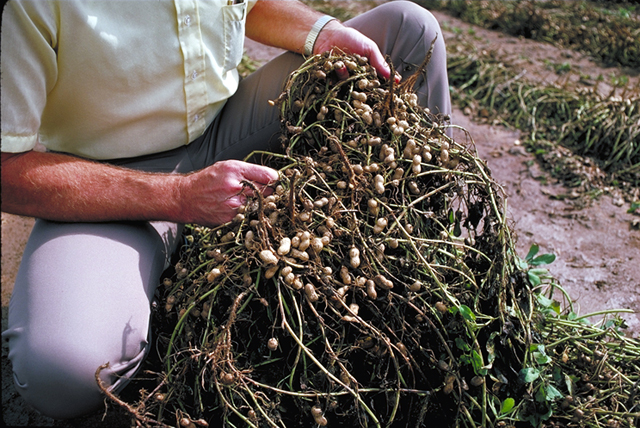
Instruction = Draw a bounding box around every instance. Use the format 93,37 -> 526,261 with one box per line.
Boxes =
304,15 -> 337,56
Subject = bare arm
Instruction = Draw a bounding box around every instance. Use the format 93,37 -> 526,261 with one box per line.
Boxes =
2,0 -> 385,227
1,151 -> 277,227
245,0 -> 319,55
246,0 -> 393,80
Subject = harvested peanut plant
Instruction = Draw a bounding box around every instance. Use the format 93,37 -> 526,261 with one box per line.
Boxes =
104,50 -> 639,428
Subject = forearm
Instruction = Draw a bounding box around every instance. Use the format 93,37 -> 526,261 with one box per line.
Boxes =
245,0 -> 326,54
246,0 -> 392,80
1,151 -> 184,223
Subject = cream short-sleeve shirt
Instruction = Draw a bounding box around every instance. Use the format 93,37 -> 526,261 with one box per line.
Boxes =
1,0 -> 257,160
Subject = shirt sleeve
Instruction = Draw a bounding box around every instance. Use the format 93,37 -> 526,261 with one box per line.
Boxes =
1,0 -> 59,153
246,0 -> 258,15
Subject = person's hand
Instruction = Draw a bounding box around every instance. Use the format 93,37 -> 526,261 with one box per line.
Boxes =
313,20 -> 400,83
178,160 -> 279,227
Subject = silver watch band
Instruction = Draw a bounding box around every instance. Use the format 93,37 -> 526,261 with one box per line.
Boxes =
304,15 -> 337,56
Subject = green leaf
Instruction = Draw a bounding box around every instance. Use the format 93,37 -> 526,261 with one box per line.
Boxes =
500,398 -> 515,414
530,268 -> 550,276
535,352 -> 552,365
565,374 -> 575,396
519,367 -> 540,383
546,384 -> 563,401
536,295 -> 554,308
471,350 -> 487,376
532,344 -> 552,365
453,218 -> 462,237
535,384 -> 547,403
525,244 -> 539,262
528,267 -> 550,287
459,305 -> 476,322
455,337 -> 471,352
528,271 -> 542,287
531,253 -> 556,266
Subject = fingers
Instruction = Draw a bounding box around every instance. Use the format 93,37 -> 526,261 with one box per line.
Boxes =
366,47 -> 392,81
181,160 -> 279,226
334,62 -> 349,80
211,161 -> 278,193
333,45 -> 396,83
315,23 -> 399,84
362,42 -> 402,83
219,160 -> 279,205
225,194 -> 247,209
237,179 -> 274,199
235,162 -> 278,202
236,161 -> 279,186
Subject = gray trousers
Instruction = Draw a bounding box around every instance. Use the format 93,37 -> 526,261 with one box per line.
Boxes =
3,1 -> 450,419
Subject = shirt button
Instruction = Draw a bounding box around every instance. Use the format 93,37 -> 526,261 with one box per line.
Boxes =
194,114 -> 200,122
191,70 -> 198,80
184,15 -> 191,26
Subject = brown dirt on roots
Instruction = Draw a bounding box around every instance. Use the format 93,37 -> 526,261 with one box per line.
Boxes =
1,2 -> 638,426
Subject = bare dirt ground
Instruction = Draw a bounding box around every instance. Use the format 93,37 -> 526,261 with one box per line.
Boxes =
2,3 -> 638,427
434,10 -> 640,337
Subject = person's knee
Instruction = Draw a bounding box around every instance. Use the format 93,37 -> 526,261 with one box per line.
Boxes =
4,219 -> 161,419
348,1 -> 447,79
371,1 -> 443,43
8,328 -> 148,419
10,341 -> 106,419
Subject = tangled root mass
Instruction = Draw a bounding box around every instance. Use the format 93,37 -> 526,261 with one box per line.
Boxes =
137,50 -> 543,428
